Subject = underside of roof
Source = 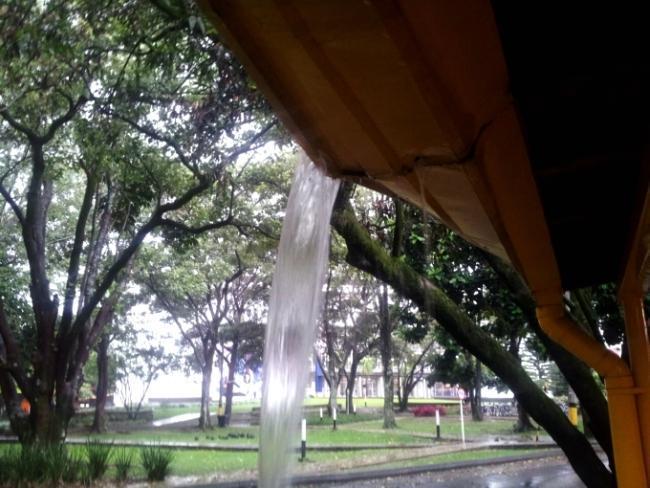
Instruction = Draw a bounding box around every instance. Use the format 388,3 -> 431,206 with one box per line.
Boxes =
202,0 -> 650,294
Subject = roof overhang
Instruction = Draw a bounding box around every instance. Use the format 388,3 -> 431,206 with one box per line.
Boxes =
201,0 -> 650,297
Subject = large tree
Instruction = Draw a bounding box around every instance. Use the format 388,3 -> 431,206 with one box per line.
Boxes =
142,239 -> 244,429
331,184 -> 614,488
0,0 -> 275,444
219,265 -> 267,423
316,264 -> 379,416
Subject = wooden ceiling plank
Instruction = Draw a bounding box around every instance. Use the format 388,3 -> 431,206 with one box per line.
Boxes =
201,1 -> 345,175
370,0 -> 469,157
274,0 -> 403,176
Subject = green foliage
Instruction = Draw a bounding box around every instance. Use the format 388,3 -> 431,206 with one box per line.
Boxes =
85,441 -> 112,480
0,0 -> 280,443
0,444 -> 89,485
140,443 -> 175,481
113,447 -> 133,482
590,283 -> 625,345
61,450 -> 88,485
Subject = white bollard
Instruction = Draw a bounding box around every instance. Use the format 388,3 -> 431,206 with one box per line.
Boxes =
300,418 -> 307,461
459,398 -> 466,448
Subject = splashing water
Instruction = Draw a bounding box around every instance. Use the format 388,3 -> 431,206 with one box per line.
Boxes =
259,152 -> 340,487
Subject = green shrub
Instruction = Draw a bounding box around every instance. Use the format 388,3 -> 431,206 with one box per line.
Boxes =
0,445 -> 19,485
140,443 -> 174,481
113,447 -> 134,482
2,444 -> 71,484
16,445 -> 48,483
0,443 -> 94,486
62,450 -> 86,484
85,441 -> 113,480
41,444 -> 70,484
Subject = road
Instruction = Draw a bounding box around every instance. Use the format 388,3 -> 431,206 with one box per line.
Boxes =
301,456 -> 585,488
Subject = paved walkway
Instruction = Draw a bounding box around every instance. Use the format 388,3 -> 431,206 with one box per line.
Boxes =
152,412 -> 257,429
303,454 -> 584,487
153,412 -> 201,427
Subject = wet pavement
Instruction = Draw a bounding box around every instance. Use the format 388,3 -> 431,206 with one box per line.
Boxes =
301,456 -> 585,487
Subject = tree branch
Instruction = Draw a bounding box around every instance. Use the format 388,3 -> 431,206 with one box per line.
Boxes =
0,108 -> 38,141
0,180 -> 25,227
147,278 -> 205,369
159,216 -> 233,235
107,110 -> 200,178
60,172 -> 97,335
41,94 -> 88,143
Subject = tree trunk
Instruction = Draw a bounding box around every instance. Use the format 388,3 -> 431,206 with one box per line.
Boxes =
346,357 -> 360,414
22,397 -> 71,445
378,285 -> 396,429
514,400 -> 535,432
331,197 -> 613,488
199,347 -> 215,429
328,376 -> 339,417
398,376 -> 414,412
91,333 -> 110,433
483,252 -> 614,466
224,335 -> 240,425
398,389 -> 408,412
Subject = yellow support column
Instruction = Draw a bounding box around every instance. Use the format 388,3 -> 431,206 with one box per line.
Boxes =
620,291 -> 650,481
537,302 -> 648,487
605,375 -> 649,487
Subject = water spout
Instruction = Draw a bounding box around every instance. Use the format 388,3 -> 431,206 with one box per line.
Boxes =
259,152 -> 340,487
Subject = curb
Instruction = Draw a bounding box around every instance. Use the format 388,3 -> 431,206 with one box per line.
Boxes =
186,446 -> 563,487
0,435 -> 441,452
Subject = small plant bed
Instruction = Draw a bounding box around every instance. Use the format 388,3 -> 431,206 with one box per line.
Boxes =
0,442 -> 150,485
411,405 -> 448,417
305,411 -> 382,426
0,442 -> 179,484
84,426 -> 260,445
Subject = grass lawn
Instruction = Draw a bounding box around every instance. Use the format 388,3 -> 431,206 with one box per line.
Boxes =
143,446 -> 551,478
351,416 -> 522,439
0,441 -> 553,484
0,444 -> 416,480
33,446 -> 550,480
1,412 -> 551,485
85,422 -> 431,446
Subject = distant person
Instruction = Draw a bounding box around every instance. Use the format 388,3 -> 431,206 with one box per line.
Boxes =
20,398 -> 30,415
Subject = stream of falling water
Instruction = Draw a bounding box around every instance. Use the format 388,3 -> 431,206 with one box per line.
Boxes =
258,152 -> 340,487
